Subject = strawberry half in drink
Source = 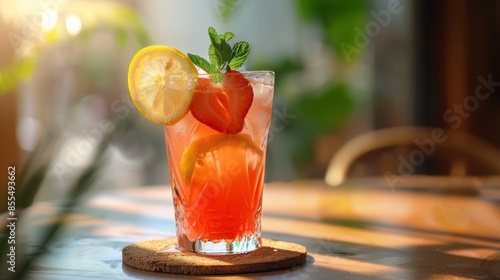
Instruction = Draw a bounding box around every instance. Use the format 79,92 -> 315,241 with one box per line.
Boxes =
190,70 -> 254,134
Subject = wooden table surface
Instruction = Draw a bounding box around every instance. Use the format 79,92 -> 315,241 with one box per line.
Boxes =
13,177 -> 500,279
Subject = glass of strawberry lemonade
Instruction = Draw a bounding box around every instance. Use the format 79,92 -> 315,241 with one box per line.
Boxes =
128,28 -> 274,254
165,70 -> 273,254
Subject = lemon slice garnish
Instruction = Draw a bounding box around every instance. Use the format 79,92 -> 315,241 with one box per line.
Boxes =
128,45 -> 198,125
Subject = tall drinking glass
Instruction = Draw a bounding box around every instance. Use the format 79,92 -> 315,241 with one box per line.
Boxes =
164,71 -> 274,254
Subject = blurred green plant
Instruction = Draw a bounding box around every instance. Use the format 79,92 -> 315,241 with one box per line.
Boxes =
254,0 -> 368,178
0,1 -> 150,95
0,2 -> 150,278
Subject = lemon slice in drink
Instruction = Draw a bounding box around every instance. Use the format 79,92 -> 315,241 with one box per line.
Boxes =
180,133 -> 263,184
128,46 -> 198,125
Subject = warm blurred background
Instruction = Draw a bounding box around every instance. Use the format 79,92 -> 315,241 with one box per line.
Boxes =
1,0 -> 500,208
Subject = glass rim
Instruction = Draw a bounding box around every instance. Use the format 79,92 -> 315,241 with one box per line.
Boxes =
165,70 -> 274,77
162,71 -> 275,87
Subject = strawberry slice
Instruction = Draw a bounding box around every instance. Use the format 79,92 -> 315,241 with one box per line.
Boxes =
190,78 -> 231,133
190,70 -> 254,134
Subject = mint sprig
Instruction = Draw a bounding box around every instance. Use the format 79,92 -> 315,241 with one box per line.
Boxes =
188,27 -> 250,83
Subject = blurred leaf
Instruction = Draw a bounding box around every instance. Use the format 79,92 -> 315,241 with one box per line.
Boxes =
286,82 -> 356,167
114,27 -> 128,49
297,82 -> 356,133
214,0 -> 243,22
0,67 -> 19,94
297,0 -> 367,62
17,166 -> 50,209
16,135 -> 61,208
0,55 -> 36,95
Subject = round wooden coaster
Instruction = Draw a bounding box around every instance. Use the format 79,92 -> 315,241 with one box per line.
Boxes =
122,238 -> 307,275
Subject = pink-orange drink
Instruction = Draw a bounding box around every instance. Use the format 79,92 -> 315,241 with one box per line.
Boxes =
164,71 -> 274,254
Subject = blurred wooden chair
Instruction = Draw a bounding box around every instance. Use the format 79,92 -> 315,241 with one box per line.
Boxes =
325,127 -> 500,194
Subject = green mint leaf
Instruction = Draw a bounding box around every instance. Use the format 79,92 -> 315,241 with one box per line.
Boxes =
221,32 -> 235,41
208,27 -> 222,49
229,41 -> 250,70
209,41 -> 232,73
208,45 -> 221,71
220,42 -> 232,70
187,53 -> 218,74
